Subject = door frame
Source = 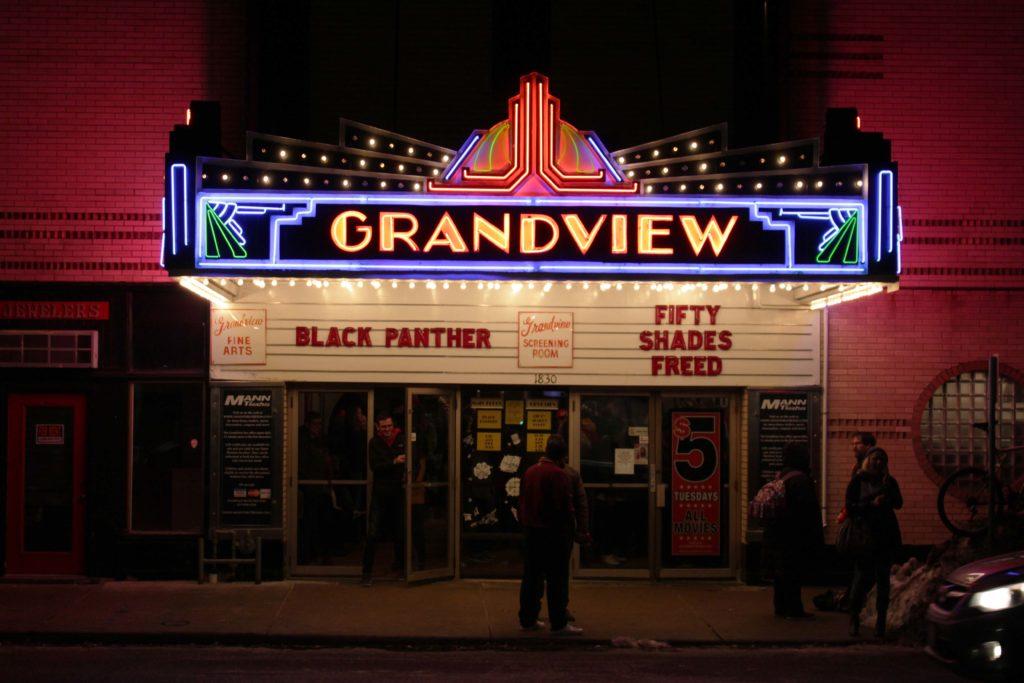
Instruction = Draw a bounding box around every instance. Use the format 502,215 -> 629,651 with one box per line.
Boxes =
653,390 -> 742,579
405,386 -> 457,583
286,385 -> 376,577
570,390 -> 656,579
5,393 -> 87,576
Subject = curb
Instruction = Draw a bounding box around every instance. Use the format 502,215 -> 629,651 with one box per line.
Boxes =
0,632 -> 885,651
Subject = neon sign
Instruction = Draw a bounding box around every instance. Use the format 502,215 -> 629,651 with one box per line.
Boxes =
163,73 -> 900,281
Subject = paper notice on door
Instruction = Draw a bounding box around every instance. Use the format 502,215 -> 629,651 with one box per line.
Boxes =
634,444 -> 649,466
526,432 -> 550,453
614,448 -> 636,475
505,400 -> 524,425
628,426 -> 648,438
527,411 -> 551,431
477,410 -> 502,429
477,432 -> 502,451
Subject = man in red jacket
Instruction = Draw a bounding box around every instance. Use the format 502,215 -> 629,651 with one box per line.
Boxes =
518,434 -> 581,635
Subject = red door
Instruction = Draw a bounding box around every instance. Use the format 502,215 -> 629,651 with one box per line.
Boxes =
5,394 -> 86,575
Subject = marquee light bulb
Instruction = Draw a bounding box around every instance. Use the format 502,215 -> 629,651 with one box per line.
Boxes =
413,182 -> 421,190
652,149 -> 660,158
699,163 -> 708,172
460,282 -> 467,290
408,146 -> 415,154
303,177 -> 310,185
278,149 -> 287,159
689,141 -> 698,150
342,179 -> 350,188
617,156 -> 625,163
795,180 -> 804,189
815,180 -> 824,189
661,167 -> 669,175
443,281 -> 450,289
778,155 -> 787,165
358,159 -> 366,167
391,280 -> 398,288
320,155 -> 328,163
755,182 -> 763,190
442,154 -> 450,162
368,137 -> 377,147
398,164 -> 405,171
432,169 -> 440,176
221,173 -> 229,182
543,282 -> 552,292
715,183 -> 724,192
261,175 -> 270,184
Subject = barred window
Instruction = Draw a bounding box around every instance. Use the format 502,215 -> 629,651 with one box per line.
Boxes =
920,370 -> 1024,482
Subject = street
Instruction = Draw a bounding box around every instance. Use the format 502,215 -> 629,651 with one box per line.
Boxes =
0,644 -> 965,682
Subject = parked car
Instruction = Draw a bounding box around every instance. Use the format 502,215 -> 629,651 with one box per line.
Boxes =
926,550 -> 1024,679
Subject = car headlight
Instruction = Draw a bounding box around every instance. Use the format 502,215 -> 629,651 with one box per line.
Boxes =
969,581 -> 1024,612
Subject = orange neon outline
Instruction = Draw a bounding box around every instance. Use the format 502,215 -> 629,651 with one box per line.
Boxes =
471,212 -> 512,253
519,213 -> 560,254
561,213 -> 606,255
422,212 -> 469,253
636,214 -> 675,255
379,211 -> 420,253
680,214 -> 739,257
330,210 -> 373,253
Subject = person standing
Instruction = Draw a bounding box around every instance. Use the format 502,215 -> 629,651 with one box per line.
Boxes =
764,442 -> 824,618
850,432 -> 876,479
846,447 -> 903,638
518,434 -> 580,635
360,412 -> 406,586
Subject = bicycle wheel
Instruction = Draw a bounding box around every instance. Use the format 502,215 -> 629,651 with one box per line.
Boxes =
937,467 -> 1001,538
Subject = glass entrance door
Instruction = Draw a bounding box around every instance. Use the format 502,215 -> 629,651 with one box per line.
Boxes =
575,394 -> 653,577
406,388 -> 455,582
657,395 -> 733,577
293,390 -> 371,574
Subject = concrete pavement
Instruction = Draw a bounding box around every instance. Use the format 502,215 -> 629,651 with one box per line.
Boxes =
0,579 -> 860,646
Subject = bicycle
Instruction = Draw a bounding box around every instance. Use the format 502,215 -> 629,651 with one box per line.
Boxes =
937,442 -> 1024,538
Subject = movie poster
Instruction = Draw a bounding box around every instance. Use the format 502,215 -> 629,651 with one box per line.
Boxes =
670,412 -> 722,556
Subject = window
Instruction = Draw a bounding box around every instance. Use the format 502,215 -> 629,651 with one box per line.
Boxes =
918,368 -> 1024,483
130,383 -> 204,532
0,330 -> 97,367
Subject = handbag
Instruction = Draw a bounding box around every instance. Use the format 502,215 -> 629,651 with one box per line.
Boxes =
836,515 -> 873,557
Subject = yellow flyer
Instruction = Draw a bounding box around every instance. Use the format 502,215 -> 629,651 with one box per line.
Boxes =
477,410 -> 502,430
527,432 -> 550,452
477,432 -> 502,451
505,400 -> 524,425
527,411 -> 551,431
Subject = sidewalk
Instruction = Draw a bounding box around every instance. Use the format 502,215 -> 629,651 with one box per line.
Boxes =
0,579 -> 858,647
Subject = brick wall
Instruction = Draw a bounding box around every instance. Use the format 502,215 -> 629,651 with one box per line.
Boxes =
0,0 -> 245,282
785,1 -> 1024,543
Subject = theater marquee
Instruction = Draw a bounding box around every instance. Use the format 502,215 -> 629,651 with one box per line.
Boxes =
164,73 -> 901,283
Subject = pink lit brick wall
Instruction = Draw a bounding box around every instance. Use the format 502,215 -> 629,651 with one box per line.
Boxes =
786,1 -> 1024,543
0,0 -> 245,282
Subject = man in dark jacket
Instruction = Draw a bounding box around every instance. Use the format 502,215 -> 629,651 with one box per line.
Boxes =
765,442 -> 824,618
518,435 -> 580,634
360,412 -> 405,586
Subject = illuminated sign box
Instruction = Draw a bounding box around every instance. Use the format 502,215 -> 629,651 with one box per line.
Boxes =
164,73 -> 900,282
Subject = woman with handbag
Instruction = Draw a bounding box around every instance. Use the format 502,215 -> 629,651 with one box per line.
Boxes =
844,447 -> 903,637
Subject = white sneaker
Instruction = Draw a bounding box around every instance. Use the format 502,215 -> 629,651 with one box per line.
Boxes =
519,619 -> 547,631
551,624 -> 583,636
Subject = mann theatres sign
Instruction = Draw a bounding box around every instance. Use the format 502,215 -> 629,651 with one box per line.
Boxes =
164,74 -> 900,281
